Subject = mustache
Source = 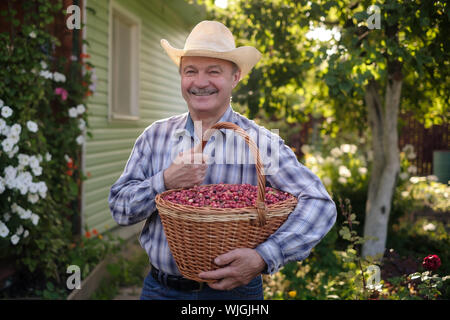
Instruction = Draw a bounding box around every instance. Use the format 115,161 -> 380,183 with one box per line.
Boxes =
189,87 -> 218,94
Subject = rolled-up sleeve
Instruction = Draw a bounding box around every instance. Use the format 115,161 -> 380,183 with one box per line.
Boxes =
255,139 -> 337,274
108,131 -> 166,226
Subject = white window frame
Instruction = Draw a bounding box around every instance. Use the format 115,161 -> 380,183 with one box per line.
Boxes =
108,0 -> 141,122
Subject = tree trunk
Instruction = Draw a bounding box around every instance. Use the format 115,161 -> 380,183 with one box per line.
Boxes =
362,77 -> 402,259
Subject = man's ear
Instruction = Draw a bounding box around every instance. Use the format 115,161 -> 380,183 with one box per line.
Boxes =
232,69 -> 241,88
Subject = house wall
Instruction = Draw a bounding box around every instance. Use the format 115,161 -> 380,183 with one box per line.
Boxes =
83,0 -> 202,236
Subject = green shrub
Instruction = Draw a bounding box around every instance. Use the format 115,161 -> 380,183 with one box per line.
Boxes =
0,1 -> 97,297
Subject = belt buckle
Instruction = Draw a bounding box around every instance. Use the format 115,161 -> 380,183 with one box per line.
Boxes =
191,281 -> 204,292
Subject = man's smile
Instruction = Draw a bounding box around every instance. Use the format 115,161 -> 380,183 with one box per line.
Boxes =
189,88 -> 219,96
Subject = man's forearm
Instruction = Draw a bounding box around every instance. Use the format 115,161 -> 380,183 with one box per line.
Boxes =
255,186 -> 337,274
109,170 -> 166,226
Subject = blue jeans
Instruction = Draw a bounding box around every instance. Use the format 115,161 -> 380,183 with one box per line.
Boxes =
140,271 -> 264,300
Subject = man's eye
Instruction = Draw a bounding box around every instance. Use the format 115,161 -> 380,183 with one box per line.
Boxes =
209,70 -> 220,74
185,70 -> 195,74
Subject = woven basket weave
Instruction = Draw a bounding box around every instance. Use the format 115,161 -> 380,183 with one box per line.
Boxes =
155,122 -> 298,282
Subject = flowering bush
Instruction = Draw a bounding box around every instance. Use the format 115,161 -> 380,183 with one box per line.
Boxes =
0,1 -> 95,293
396,175 -> 449,213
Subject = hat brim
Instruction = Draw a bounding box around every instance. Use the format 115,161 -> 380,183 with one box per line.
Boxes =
161,39 -> 261,80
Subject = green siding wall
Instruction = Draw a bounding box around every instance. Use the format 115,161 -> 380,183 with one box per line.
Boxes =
83,0 -> 198,233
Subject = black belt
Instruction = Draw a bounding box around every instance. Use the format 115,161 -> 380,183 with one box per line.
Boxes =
150,265 -> 204,292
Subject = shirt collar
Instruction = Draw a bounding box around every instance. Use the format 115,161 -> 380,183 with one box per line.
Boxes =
185,105 -> 234,138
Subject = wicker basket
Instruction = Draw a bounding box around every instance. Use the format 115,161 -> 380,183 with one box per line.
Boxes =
155,122 -> 298,282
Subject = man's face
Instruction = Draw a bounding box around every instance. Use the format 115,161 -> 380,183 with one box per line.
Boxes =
180,56 -> 240,114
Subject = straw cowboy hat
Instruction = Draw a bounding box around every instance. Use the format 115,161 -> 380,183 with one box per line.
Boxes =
161,20 -> 262,80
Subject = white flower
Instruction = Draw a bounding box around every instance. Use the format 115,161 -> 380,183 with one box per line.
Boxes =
0,118 -> 5,131
402,144 -> 414,154
358,167 -> 367,175
323,176 -> 332,187
0,221 -> 9,238
0,99 -> 3,107
338,177 -> 347,184
76,135 -> 85,145
16,225 -> 24,236
7,145 -> 19,158
69,107 -> 78,118
11,234 -> 20,245
410,176 -> 420,184
29,182 -> 38,193
301,144 -> 311,155
11,203 -> 18,213
423,223 -> 436,232
426,175 -> 438,182
3,212 -> 11,222
399,172 -> 409,180
407,165 -> 417,174
78,119 -> 86,131
407,151 -> 417,160
76,104 -> 86,114
17,181 -> 28,195
1,124 -> 10,136
307,156 -> 317,165
29,31 -> 36,38
39,70 -> 53,80
0,177 -> 5,194
20,209 -> 32,220
330,147 -> 342,158
1,106 -> 13,118
45,152 -> 52,161
29,155 -> 40,169
23,230 -> 29,238
31,214 -> 39,226
366,283 -> 383,292
339,165 -> 352,178
26,120 -> 38,133
10,123 -> 21,136
40,61 -> 48,69
37,182 -> 47,197
53,72 -> 66,83
32,166 -> 42,176
17,171 -> 32,188
341,144 -> 351,153
4,166 -> 17,184
64,154 -> 71,162
316,155 -> 324,164
28,193 -> 39,204
2,138 -> 14,152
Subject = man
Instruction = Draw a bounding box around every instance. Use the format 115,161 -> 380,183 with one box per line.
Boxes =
109,20 -> 337,300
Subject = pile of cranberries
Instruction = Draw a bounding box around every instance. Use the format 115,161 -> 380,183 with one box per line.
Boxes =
162,183 -> 294,208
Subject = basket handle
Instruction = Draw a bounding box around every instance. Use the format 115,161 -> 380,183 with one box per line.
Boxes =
195,121 -> 268,226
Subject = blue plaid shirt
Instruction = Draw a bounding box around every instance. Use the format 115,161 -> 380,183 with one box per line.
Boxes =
109,105 -> 337,276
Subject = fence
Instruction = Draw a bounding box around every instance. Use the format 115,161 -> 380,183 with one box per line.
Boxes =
290,111 -> 448,177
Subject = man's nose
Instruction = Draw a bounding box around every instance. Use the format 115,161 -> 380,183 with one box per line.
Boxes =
193,72 -> 210,87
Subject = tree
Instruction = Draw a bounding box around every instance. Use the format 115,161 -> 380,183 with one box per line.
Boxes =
196,0 -> 449,258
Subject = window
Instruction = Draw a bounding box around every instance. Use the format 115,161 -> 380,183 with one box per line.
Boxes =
109,2 -> 140,121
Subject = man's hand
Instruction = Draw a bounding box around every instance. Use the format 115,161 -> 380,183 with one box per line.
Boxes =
198,248 -> 267,291
163,146 -> 209,190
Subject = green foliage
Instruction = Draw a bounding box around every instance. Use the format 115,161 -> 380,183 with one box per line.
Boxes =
0,0 -> 97,296
91,242 -> 149,300
197,0 -> 449,131
67,229 -> 121,281
34,281 -> 69,300
263,198 -> 450,300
